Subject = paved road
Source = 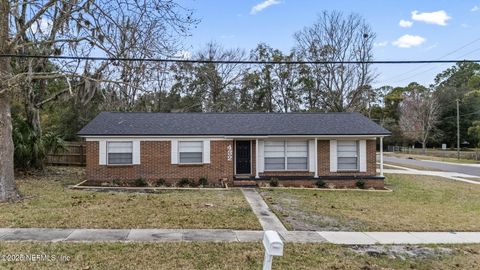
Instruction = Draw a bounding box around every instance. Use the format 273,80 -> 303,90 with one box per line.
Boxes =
384,156 -> 480,177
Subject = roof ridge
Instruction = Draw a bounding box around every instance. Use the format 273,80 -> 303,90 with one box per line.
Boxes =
101,111 -> 360,114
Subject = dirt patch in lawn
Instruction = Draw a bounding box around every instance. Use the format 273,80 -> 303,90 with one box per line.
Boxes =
350,245 -> 454,260
261,174 -> 480,231
262,192 -> 364,231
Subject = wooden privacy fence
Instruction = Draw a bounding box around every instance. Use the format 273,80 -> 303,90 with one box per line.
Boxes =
46,142 -> 86,166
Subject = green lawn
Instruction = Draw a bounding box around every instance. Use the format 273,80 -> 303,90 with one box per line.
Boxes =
0,167 -> 260,230
261,174 -> 480,231
1,242 -> 479,269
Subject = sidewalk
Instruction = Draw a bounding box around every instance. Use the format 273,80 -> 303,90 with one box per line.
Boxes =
0,228 -> 322,243
1,228 -> 480,245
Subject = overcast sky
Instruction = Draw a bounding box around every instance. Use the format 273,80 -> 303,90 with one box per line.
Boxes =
178,0 -> 480,88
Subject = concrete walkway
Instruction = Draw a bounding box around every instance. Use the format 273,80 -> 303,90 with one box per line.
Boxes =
2,228 -> 480,245
241,189 -> 287,232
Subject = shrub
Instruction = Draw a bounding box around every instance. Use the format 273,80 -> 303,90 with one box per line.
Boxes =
269,177 -> 279,187
327,183 -> 336,189
134,178 -> 148,187
155,178 -> 166,187
356,179 -> 366,189
198,176 -> 208,187
112,179 -> 122,187
315,179 -> 326,188
177,178 -> 191,187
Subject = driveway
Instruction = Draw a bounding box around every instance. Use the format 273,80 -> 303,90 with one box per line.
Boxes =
384,156 -> 480,177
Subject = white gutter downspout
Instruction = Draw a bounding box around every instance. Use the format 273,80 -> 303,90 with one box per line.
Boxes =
255,139 -> 260,179
380,137 -> 384,177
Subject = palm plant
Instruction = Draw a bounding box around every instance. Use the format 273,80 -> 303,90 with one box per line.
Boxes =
12,114 -> 65,170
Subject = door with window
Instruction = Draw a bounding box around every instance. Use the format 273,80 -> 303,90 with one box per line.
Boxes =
235,141 -> 251,174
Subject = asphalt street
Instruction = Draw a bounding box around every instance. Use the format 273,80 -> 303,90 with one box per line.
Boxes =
384,156 -> 480,177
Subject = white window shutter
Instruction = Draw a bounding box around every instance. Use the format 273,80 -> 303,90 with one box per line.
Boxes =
258,140 -> 265,173
203,140 -> 211,164
359,140 -> 367,172
99,140 -> 107,165
329,140 -> 337,172
132,140 -> 141,165
171,139 -> 178,164
308,140 -> 315,172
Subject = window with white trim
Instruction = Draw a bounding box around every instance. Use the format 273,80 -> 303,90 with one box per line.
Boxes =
107,141 -> 133,165
337,140 -> 358,171
264,140 -> 308,171
179,141 -> 203,164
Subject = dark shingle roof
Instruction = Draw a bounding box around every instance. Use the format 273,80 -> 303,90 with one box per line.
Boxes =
78,112 -> 390,136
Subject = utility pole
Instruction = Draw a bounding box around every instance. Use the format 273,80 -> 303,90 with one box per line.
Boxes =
457,99 -> 460,160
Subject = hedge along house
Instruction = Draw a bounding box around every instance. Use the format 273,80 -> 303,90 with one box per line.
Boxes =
78,112 -> 390,188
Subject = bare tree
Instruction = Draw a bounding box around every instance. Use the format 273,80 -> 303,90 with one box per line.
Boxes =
295,10 -> 376,112
0,0 -> 197,201
399,89 -> 441,153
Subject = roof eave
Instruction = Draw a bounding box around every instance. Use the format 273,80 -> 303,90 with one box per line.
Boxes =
78,133 -> 391,138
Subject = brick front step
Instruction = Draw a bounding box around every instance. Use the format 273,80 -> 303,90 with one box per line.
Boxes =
233,180 -> 258,187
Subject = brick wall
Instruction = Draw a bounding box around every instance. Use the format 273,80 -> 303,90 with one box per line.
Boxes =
318,139 -> 377,176
86,140 -> 234,185
256,139 -> 376,178
86,138 -> 381,187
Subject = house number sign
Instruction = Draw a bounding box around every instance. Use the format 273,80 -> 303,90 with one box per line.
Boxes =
227,145 -> 233,161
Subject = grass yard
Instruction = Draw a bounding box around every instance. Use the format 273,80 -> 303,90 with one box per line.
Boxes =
0,242 -> 479,269
0,167 -> 260,230
261,174 -> 480,231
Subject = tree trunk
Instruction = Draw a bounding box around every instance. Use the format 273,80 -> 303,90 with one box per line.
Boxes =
0,0 -> 19,201
25,83 -> 44,169
422,141 -> 427,155
26,106 -> 43,168
0,95 -> 18,201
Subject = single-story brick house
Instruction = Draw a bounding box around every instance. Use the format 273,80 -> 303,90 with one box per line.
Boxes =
78,112 -> 390,188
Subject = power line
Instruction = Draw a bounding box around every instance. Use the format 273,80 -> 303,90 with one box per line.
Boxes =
390,46 -> 480,85
443,109 -> 480,120
0,54 -> 480,64
386,36 -> 480,83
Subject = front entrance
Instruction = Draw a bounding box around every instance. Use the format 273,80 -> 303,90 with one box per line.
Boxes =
235,140 -> 251,175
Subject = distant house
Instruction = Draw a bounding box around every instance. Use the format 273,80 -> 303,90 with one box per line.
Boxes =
78,112 -> 390,188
